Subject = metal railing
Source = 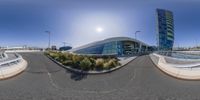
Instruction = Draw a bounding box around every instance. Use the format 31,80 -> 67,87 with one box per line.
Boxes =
154,51 -> 200,59
0,53 -> 23,67
0,53 -> 8,61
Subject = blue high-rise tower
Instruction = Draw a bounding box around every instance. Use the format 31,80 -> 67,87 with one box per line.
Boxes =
156,9 -> 174,51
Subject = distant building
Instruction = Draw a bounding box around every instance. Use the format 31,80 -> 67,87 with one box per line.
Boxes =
156,9 -> 174,51
4,45 -> 27,50
51,45 -> 57,50
59,46 -> 72,51
1,45 -> 43,51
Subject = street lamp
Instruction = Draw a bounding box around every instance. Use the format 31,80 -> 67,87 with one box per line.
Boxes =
63,42 -> 66,47
45,31 -> 51,50
134,31 -> 141,40
62,42 -> 71,47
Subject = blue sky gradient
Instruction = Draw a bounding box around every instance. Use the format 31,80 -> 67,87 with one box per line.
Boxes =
0,0 -> 200,48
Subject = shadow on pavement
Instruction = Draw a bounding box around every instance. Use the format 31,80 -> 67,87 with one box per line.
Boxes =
65,69 -> 88,81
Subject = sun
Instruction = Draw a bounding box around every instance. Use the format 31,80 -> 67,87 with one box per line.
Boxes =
96,27 -> 103,32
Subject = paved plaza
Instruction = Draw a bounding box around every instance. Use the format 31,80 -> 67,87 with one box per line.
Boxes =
0,52 -> 199,100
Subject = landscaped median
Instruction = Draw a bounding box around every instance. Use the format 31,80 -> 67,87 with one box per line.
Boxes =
150,53 -> 200,80
0,53 -> 27,80
45,51 -> 136,74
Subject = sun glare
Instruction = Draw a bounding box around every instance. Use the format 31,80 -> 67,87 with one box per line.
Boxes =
96,27 -> 103,32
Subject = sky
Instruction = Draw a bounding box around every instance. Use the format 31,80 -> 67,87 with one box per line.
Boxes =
0,0 -> 200,48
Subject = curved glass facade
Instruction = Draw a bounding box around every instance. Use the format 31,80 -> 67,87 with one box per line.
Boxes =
102,41 -> 117,54
74,39 -> 150,56
75,44 -> 104,54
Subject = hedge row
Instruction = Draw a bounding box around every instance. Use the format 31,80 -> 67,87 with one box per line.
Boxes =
45,51 -> 121,71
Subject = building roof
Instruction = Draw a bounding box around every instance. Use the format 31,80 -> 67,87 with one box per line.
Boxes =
71,37 -> 149,52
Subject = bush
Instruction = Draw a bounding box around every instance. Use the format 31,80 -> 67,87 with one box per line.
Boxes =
46,51 -> 121,71
103,62 -> 111,70
95,58 -> 104,69
103,59 -> 121,69
49,52 -> 59,59
62,60 -> 73,66
65,53 -> 73,60
72,55 -> 84,66
108,59 -> 120,68
79,58 -> 92,70
89,58 -> 96,70
58,53 -> 67,62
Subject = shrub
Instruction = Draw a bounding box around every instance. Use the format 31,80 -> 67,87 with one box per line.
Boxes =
95,58 -> 104,70
46,51 -> 121,71
58,53 -> 67,62
110,59 -> 121,67
103,59 -> 121,69
103,62 -> 111,70
65,53 -> 73,60
89,58 -> 96,70
79,57 -> 92,70
72,55 -> 84,66
49,52 -> 59,59
62,60 -> 73,66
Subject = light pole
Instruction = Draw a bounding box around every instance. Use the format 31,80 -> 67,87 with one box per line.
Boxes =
134,31 -> 141,40
63,42 -> 66,47
62,42 -> 71,47
45,31 -> 51,50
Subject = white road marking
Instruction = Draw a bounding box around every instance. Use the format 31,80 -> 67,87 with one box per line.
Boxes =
47,72 -> 60,90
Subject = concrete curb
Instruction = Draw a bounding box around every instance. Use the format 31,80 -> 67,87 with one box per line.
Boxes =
0,59 -> 27,80
46,55 -> 136,74
150,53 -> 200,80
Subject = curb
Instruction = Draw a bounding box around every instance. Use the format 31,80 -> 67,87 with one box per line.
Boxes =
0,59 -> 27,80
46,55 -> 136,74
149,54 -> 200,81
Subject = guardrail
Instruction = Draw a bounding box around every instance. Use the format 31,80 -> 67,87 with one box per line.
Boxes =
152,53 -> 200,68
150,53 -> 200,80
0,53 -> 23,67
154,51 -> 200,60
0,53 -> 8,61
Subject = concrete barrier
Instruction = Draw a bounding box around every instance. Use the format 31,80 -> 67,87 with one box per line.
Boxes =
0,54 -> 27,80
150,53 -> 200,80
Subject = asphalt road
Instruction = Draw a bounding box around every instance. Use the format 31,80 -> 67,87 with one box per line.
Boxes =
0,52 -> 200,100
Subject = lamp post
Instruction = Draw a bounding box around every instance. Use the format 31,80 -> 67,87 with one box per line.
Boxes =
45,31 -> 51,50
134,31 -> 141,40
62,42 -> 71,47
63,42 -> 66,47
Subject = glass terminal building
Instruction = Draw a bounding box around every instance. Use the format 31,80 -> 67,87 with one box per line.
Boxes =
71,37 -> 152,56
156,9 -> 174,51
